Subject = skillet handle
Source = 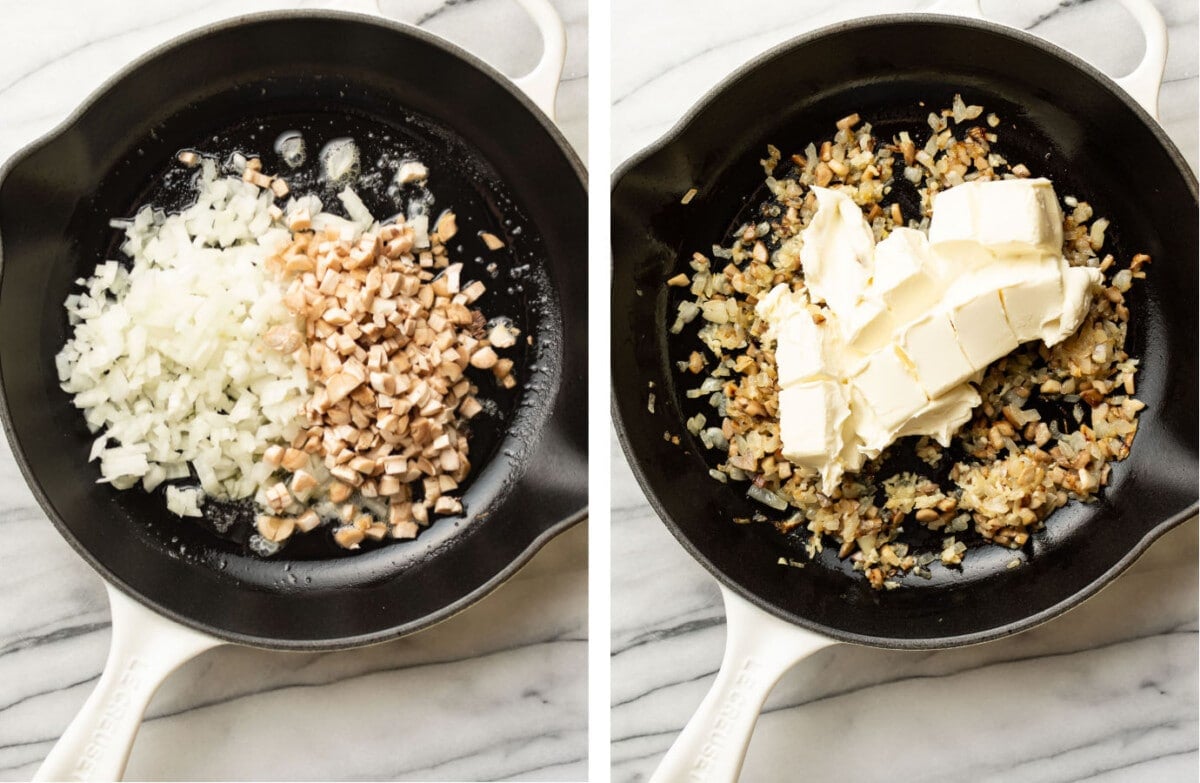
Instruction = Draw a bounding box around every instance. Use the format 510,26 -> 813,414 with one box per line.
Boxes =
929,0 -> 1166,119
33,584 -> 221,782
649,586 -> 837,783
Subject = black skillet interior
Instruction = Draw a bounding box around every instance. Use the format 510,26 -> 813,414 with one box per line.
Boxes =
612,16 -> 1198,648
0,12 -> 587,649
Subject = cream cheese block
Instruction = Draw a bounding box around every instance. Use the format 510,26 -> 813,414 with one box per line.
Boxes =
800,187 -> 876,319
778,380 -> 852,490
928,177 -> 1064,254
895,383 -> 982,447
761,177 -> 1098,494
853,345 -> 929,453
948,289 -> 1020,370
1038,265 -> 1104,346
898,311 -> 976,398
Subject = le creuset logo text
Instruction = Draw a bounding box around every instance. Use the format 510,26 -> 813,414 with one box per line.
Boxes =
688,656 -> 763,781
71,657 -> 148,781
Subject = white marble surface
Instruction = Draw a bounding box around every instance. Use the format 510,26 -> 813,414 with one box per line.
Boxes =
611,1 -> 1198,781
0,1 -> 586,781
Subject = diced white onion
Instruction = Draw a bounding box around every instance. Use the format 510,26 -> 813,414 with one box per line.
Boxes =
58,165 -> 310,502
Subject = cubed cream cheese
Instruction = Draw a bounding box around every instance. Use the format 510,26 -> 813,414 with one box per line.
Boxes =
800,187 -> 876,318
835,394 -> 872,472
895,383 -> 981,447
778,380 -> 851,488
839,296 -> 890,348
1042,265 -> 1103,346
898,311 -> 976,398
873,227 -> 942,308
757,283 -> 857,386
853,346 -> 929,451
948,290 -> 1019,370
775,315 -> 829,387
942,250 -> 1060,303
929,178 -> 1064,254
999,261 -> 1065,342
853,227 -> 940,351
755,281 -> 803,322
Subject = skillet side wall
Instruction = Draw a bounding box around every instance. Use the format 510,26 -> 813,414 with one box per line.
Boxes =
611,19 -> 1198,646
0,16 -> 587,648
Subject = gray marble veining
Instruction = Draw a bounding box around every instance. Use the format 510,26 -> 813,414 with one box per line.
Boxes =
610,1 -> 1198,780
0,1 -> 587,780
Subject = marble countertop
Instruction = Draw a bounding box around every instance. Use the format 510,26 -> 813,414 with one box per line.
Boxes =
610,1 -> 1198,781
0,1 -> 586,781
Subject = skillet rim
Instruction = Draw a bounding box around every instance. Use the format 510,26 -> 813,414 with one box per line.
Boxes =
0,9 -> 588,651
610,12 -> 1199,650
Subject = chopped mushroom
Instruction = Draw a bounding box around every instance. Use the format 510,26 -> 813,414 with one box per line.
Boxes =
257,515 -> 295,543
294,509 -> 321,533
290,469 -> 318,494
333,525 -> 365,549
470,346 -> 498,369
433,211 -> 458,243
392,521 -> 420,539
488,323 -> 519,349
242,158 -> 522,549
480,231 -> 505,250
265,482 -> 291,512
263,444 -> 285,467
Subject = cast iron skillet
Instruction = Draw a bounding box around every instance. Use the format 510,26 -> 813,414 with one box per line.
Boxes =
612,9 -> 1196,780
0,7 -> 585,781
613,12 -> 1196,650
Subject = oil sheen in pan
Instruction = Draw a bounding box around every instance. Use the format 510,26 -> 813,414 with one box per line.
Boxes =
667,106 -> 1141,581
96,108 -> 550,560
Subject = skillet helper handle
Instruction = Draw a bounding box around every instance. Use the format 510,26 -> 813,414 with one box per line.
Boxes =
509,0 -> 567,121
650,586 -> 836,783
1111,0 -> 1167,119
929,0 -> 1167,118
328,0 -> 566,121
34,584 -> 221,782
